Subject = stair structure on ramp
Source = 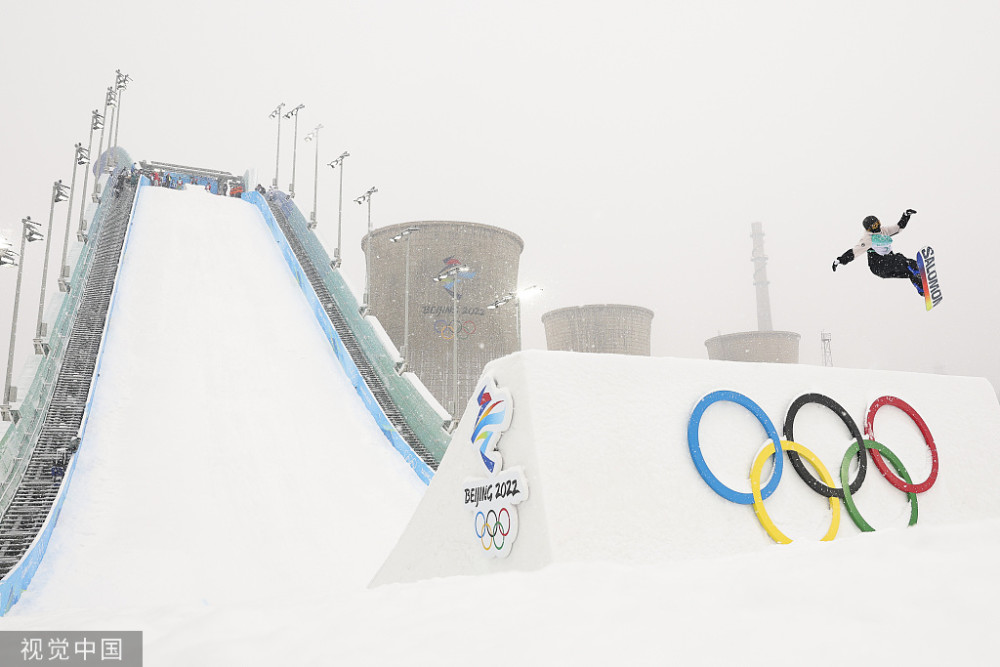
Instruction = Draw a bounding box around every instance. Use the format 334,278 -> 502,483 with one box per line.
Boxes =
0,166 -> 139,610
248,189 -> 451,482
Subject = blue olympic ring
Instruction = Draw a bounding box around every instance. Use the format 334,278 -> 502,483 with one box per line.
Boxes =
688,390 -> 784,504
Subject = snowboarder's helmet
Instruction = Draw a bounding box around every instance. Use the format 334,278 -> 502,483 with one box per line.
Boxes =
862,215 -> 881,232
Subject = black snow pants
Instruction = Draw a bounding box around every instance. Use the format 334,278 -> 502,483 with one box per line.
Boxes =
868,250 -> 920,285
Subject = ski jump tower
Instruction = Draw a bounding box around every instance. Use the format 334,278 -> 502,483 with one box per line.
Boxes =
704,222 -> 800,363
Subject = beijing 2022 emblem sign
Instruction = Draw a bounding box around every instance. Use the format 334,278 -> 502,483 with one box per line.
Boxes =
462,376 -> 528,558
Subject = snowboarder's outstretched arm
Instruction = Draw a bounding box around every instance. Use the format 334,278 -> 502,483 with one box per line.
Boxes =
832,208 -> 917,271
832,249 -> 855,271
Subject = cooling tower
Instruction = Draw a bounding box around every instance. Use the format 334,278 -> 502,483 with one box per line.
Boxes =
365,221 -> 524,415
704,331 -> 801,363
541,304 -> 654,355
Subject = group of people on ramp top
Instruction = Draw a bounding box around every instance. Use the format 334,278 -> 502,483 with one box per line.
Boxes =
112,163 -> 142,198
115,164 -> 245,198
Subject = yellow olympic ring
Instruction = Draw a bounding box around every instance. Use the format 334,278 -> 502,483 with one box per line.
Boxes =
750,440 -> 841,544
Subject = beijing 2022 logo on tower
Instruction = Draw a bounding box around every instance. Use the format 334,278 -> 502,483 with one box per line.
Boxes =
461,376 -> 529,558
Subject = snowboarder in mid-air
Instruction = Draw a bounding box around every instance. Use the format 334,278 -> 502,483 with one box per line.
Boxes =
832,208 -> 922,295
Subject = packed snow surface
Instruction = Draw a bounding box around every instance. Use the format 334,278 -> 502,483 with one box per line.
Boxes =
4,186 -> 999,665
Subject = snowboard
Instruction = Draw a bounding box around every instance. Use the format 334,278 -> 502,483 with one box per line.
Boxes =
915,246 -> 943,311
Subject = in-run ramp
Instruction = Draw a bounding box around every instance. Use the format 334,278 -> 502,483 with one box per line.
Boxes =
0,167 -> 139,608
5,185 -> 424,616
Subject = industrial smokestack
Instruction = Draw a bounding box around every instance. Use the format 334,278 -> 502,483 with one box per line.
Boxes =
704,221 -> 800,363
750,221 -> 773,332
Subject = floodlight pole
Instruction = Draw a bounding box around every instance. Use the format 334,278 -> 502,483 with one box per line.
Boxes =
284,104 -> 305,197
92,86 -> 116,202
390,227 -> 420,371
451,270 -> 462,419
327,152 -> 349,267
59,144 -> 88,292
355,186 -> 377,315
35,181 -> 69,355
269,103 -> 285,188
403,230 -> 414,369
305,125 -> 323,229
488,285 -> 540,351
3,218 -> 44,421
434,264 -> 469,420
111,70 -> 131,159
104,85 -> 118,172
77,110 -> 101,242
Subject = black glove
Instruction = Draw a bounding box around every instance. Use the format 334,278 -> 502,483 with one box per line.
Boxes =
833,249 -> 854,271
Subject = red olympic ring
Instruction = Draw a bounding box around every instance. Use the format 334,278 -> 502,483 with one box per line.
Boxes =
865,395 -> 939,494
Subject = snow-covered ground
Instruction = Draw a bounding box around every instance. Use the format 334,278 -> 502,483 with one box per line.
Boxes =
3,185 -> 999,665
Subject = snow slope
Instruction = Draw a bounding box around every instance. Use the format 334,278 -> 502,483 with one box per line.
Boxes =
3,186 -> 425,649
3,184 -> 1000,665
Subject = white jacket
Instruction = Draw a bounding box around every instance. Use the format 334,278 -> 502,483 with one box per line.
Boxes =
851,223 -> 902,258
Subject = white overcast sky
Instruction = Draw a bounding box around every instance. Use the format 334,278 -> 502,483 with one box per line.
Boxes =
1,1 -> 998,391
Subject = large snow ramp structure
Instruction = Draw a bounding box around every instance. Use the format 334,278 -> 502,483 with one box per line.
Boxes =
0,163 -> 139,612
244,190 -> 451,482
1,182 -> 425,622
373,350 -> 1000,585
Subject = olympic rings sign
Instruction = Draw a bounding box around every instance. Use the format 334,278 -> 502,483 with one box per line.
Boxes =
475,508 -> 512,551
462,376 -> 529,559
435,319 -> 477,340
688,390 -> 939,544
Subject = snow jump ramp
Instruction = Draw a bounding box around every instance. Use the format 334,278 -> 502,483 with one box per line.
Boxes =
372,350 -> 1000,585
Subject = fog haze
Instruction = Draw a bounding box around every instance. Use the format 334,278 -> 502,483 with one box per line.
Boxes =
2,1 -> 997,391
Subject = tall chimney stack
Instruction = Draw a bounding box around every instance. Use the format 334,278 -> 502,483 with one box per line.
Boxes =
750,222 -> 773,332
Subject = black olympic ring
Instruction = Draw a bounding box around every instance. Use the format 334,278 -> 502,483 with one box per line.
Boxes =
783,393 -> 867,499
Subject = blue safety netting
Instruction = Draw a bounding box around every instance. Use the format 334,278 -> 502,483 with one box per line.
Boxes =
0,155 -> 132,511
244,190 -> 451,479
0,155 -> 138,615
